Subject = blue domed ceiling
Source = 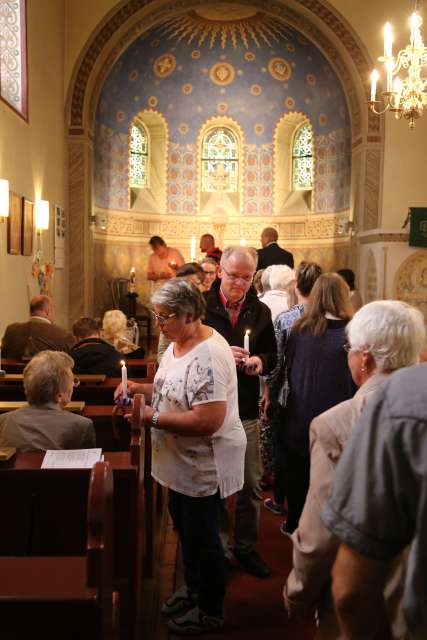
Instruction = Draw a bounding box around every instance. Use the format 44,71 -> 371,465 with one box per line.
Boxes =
95,6 -> 351,213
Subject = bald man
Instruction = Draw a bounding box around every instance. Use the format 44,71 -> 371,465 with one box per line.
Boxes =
1,295 -> 75,359
257,227 -> 294,270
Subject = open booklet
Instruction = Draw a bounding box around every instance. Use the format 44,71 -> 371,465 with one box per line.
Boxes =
41,449 -> 103,469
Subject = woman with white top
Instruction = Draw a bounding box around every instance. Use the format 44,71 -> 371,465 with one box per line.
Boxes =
117,278 -> 246,636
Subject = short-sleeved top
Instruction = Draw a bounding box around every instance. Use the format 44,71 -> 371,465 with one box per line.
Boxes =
150,329 -> 247,498
322,363 -> 427,639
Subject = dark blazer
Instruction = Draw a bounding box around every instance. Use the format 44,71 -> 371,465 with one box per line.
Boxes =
71,338 -> 123,377
204,280 -> 277,421
1,317 -> 75,359
257,242 -> 294,270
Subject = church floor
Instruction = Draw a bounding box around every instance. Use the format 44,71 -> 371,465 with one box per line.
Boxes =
153,491 -> 316,640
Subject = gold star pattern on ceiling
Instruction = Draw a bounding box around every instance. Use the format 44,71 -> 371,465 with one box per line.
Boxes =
157,6 -> 290,50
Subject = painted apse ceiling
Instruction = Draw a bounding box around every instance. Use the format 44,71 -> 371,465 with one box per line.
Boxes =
95,4 -> 351,213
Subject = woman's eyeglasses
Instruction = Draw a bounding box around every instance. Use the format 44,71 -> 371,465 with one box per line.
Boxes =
343,342 -> 352,353
151,310 -> 177,325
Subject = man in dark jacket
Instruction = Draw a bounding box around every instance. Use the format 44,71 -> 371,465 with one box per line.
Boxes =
257,227 -> 294,270
71,317 -> 122,377
1,295 -> 75,359
204,246 -> 277,578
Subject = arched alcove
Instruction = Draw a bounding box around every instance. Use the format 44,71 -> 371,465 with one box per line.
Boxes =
66,0 -> 382,318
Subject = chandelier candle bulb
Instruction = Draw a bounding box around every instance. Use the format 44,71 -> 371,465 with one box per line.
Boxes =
384,22 -> 393,58
244,329 -> 250,354
121,360 -> 128,400
370,69 -> 379,102
386,59 -> 394,93
190,235 -> 196,261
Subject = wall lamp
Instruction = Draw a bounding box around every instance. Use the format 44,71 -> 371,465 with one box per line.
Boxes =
0,179 -> 9,221
35,199 -> 50,233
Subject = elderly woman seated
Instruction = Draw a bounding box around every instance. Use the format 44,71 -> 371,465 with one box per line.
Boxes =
102,309 -> 145,357
116,278 -> 247,635
0,351 -> 95,452
284,300 -> 426,639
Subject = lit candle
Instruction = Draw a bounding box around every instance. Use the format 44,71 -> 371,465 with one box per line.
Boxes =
130,267 -> 135,283
384,22 -> 393,58
410,12 -> 419,47
370,69 -> 379,102
240,237 -> 246,246
190,235 -> 196,261
244,329 -> 250,354
121,360 -> 128,400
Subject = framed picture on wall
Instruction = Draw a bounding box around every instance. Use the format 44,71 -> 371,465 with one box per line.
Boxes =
21,198 -> 34,256
54,205 -> 65,269
7,191 -> 22,255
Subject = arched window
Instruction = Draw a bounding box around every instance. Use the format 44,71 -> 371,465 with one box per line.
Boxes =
129,123 -> 148,188
292,123 -> 313,191
202,127 -> 238,192
0,0 -> 28,119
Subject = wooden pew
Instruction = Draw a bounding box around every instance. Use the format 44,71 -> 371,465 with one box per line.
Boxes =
0,450 -> 139,639
0,400 -> 85,413
0,461 -> 119,640
0,357 -> 157,378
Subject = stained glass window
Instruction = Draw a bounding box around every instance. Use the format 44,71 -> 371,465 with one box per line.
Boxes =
202,127 -> 238,192
292,123 -> 313,190
0,0 -> 28,119
129,123 -> 148,188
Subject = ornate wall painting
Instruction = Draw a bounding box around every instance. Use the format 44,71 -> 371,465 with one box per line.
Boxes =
54,205 -> 66,269
21,198 -> 34,256
7,191 -> 22,255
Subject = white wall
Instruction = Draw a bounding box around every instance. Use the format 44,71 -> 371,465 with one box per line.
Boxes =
0,0 -> 67,337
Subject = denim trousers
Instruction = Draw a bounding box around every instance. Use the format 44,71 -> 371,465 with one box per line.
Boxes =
220,417 -> 263,555
168,489 -> 225,616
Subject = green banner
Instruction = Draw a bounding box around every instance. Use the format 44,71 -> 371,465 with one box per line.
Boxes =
409,208 -> 427,248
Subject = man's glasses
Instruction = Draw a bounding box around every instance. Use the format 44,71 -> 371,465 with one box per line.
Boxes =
151,310 -> 177,325
222,266 -> 254,284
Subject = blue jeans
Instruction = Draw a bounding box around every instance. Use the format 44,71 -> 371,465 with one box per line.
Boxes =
168,489 -> 225,616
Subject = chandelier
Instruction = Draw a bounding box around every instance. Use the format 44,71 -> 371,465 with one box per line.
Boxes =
369,1 -> 427,128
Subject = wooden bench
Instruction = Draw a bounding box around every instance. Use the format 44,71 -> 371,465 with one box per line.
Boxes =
0,449 -> 140,639
0,400 -> 85,413
0,461 -> 119,640
0,357 -> 157,378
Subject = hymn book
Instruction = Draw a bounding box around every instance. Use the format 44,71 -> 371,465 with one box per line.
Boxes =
41,449 -> 103,469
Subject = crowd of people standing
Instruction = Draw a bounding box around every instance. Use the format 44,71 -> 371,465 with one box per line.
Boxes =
0,227 -> 426,638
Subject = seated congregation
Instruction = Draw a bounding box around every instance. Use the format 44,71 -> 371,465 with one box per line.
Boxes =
0,239 -> 426,640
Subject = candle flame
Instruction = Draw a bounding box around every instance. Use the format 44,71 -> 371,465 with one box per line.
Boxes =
245,329 -> 250,335
120,360 -> 126,366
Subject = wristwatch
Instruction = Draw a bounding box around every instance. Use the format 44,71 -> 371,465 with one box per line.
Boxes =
151,410 -> 160,429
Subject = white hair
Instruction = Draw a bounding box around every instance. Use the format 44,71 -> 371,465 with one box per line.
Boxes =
347,300 -> 426,372
261,266 -> 273,292
268,264 -> 295,291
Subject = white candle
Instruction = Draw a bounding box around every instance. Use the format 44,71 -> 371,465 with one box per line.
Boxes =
384,22 -> 392,58
244,329 -> 250,354
239,237 -> 246,246
386,59 -> 393,93
121,360 -> 128,399
190,236 -> 196,261
370,69 -> 379,102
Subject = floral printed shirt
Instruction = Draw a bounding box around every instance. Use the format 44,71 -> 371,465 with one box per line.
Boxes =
266,303 -> 306,408
151,329 -> 246,498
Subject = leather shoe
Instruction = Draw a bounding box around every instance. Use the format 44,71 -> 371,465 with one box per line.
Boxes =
234,550 -> 271,578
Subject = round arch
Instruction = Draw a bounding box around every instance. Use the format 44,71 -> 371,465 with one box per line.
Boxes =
66,0 -> 383,319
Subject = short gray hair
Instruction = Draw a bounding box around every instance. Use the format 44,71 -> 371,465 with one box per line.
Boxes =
24,351 -> 74,405
269,264 -> 295,291
347,300 -> 426,372
151,278 -> 205,320
220,246 -> 257,270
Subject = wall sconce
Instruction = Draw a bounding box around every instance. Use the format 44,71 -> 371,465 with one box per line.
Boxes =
0,179 -> 9,221
35,199 -> 49,232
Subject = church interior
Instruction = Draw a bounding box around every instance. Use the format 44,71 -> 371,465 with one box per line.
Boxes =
0,0 -> 427,638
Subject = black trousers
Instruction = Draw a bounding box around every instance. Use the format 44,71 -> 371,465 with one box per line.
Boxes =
168,489 -> 225,616
271,405 -> 310,532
